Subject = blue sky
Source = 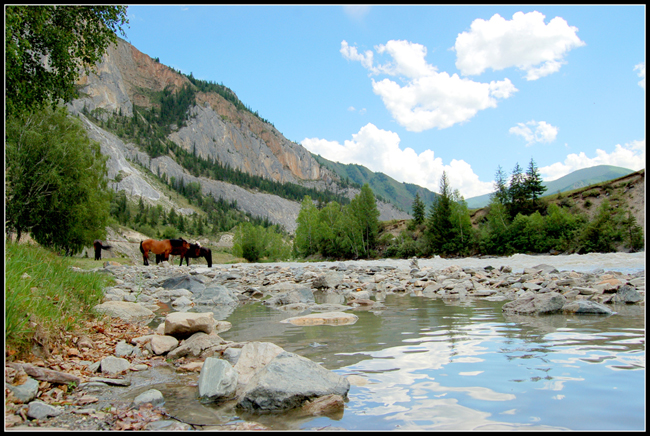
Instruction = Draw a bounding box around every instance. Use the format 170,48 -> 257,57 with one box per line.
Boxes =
124,5 -> 645,199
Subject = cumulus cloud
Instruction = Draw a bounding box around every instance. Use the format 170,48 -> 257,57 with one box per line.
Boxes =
634,62 -> 645,89
341,40 -> 518,131
454,11 -> 586,80
509,120 -> 559,146
539,139 -> 645,181
302,123 -> 494,198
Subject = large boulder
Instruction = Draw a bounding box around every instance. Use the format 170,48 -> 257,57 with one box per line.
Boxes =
502,292 -> 566,315
198,357 -> 238,402
237,351 -> 350,413
234,342 -> 285,387
164,312 -> 215,338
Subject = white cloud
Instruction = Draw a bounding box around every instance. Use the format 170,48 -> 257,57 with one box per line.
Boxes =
302,123 -> 494,198
539,139 -> 645,181
342,40 -> 518,132
454,11 -> 586,80
509,120 -> 559,146
634,62 -> 645,89
348,106 -> 356,111
341,40 -> 376,72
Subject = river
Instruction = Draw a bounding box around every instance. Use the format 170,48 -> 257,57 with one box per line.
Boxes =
135,253 -> 645,430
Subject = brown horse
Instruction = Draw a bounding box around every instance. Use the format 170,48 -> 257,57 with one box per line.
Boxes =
155,242 -> 212,267
93,240 -> 111,261
140,238 -> 190,266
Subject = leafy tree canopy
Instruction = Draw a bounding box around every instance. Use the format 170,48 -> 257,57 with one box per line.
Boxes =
6,105 -> 111,254
5,5 -> 129,117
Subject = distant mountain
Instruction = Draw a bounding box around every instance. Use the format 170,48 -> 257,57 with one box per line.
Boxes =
465,165 -> 636,209
311,154 -> 438,214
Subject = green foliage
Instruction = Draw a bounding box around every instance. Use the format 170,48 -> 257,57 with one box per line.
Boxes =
411,192 -> 426,226
232,222 -> 291,262
294,196 -> 319,257
6,242 -> 112,359
5,5 -> 129,117
424,172 -> 474,257
6,105 -> 111,254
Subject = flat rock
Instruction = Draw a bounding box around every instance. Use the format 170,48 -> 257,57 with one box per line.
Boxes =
281,312 -> 358,326
93,301 -> 154,322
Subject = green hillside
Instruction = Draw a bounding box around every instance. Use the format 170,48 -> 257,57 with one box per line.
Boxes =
312,154 -> 438,213
465,165 -> 635,209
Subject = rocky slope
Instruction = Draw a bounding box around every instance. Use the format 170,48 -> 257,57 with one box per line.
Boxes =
68,37 -> 409,232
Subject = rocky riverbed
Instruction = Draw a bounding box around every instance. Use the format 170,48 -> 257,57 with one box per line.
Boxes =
5,256 -> 645,431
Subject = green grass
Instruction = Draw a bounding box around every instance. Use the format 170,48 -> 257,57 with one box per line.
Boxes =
5,242 -> 115,359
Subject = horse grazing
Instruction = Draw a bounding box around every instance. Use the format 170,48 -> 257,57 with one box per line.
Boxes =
140,238 -> 190,266
156,241 -> 212,268
93,240 -> 112,261
181,243 -> 213,267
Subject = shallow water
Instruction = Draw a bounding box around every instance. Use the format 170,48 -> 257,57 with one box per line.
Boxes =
216,296 -> 645,431
139,253 -> 645,430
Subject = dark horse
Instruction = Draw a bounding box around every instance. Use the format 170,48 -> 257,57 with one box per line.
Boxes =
93,240 -> 112,261
140,238 -> 190,266
156,242 -> 212,267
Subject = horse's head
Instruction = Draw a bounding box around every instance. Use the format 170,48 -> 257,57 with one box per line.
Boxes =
181,238 -> 191,251
202,247 -> 212,268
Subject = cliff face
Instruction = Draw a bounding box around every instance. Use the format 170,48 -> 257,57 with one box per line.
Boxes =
71,37 -> 327,185
68,37 -> 410,232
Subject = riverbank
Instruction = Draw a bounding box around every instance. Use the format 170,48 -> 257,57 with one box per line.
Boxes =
5,254 -> 645,430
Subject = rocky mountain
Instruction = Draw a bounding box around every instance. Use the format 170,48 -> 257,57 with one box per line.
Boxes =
68,37 -> 410,233
312,154 -> 438,213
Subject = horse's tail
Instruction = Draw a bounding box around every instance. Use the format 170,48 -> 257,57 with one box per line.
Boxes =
139,241 -> 144,254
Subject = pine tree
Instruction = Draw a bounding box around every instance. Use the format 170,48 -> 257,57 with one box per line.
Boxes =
412,192 -> 426,226
524,158 -> 547,213
426,172 -> 456,256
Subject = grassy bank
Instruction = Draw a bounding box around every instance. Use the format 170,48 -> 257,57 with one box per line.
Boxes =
5,242 -> 114,360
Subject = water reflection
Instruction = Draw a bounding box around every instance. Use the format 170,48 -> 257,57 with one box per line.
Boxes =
220,295 -> 645,430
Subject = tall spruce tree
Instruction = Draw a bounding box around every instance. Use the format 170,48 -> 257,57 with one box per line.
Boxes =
524,158 -> 547,213
426,172 -> 456,255
412,192 -> 426,226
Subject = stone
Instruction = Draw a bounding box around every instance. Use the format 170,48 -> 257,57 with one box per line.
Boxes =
133,389 -> 165,408
7,376 -> 40,403
502,292 -> 566,315
198,357 -> 238,402
264,288 -> 315,307
166,332 -> 225,360
150,335 -> 179,355
100,356 -> 131,375
237,351 -> 350,412
234,342 -> 285,386
158,275 -> 206,294
312,272 -> 344,289
93,301 -> 155,322
300,394 -> 345,418
171,295 -> 193,307
610,285 -> 642,304
281,312 -> 358,326
562,300 -> 614,315
27,400 -> 64,420
164,312 -> 215,338
115,340 -> 135,357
